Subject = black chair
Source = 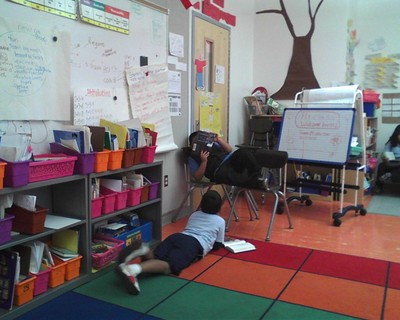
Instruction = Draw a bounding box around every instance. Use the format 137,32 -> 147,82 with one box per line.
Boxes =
247,116 -> 274,150
171,147 -> 256,224
224,149 -> 293,241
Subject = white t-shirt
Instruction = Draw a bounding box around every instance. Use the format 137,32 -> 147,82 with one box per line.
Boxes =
182,211 -> 225,256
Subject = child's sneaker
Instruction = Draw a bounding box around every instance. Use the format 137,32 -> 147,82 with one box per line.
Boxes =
117,240 -> 149,264
115,264 -> 140,295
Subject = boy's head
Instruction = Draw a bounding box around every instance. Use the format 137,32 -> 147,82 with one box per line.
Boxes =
189,131 -> 199,146
201,190 -> 222,214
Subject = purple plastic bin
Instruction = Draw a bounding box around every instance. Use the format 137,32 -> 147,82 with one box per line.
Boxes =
149,182 -> 160,200
0,214 -> 14,245
50,143 -> 95,174
0,158 -> 30,187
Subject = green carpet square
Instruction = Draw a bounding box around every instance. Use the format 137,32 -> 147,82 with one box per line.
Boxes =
264,301 -> 359,319
149,281 -> 273,320
74,271 -> 189,313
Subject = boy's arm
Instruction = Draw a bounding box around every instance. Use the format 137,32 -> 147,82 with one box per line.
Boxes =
190,150 -> 209,181
215,135 -> 233,153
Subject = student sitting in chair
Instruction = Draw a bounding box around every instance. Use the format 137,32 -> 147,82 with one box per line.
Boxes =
375,124 -> 400,192
188,131 -> 264,189
115,190 -> 226,295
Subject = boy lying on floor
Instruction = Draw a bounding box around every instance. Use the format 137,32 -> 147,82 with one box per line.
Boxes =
115,190 -> 225,295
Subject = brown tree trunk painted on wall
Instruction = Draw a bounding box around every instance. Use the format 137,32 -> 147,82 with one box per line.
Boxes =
273,35 -> 320,99
257,0 -> 324,99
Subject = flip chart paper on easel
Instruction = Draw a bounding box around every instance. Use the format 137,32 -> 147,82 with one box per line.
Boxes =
278,108 -> 355,165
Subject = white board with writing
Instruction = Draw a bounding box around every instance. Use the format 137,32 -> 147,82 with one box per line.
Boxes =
0,17 -> 70,120
278,108 -> 355,165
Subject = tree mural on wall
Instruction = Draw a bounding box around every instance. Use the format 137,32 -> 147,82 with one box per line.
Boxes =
257,0 -> 325,99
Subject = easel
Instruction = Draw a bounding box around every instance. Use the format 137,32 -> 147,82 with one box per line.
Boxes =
279,85 -> 367,226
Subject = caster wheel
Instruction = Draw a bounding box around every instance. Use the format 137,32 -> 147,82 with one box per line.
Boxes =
277,205 -> 284,214
360,208 -> 367,216
333,218 -> 342,227
305,199 -> 313,206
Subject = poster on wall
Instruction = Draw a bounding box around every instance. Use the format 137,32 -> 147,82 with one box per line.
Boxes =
126,64 -> 177,153
0,17 -> 71,120
199,92 -> 223,136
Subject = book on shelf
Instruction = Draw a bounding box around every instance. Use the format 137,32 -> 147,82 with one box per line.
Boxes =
223,239 -> 256,253
49,246 -> 79,259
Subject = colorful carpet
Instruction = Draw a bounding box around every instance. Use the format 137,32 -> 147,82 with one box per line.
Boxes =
17,239 -> 400,320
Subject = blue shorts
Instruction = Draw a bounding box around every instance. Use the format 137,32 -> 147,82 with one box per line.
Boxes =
154,233 -> 203,275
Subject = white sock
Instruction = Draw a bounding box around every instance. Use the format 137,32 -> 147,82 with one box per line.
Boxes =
126,263 -> 142,276
124,243 -> 150,263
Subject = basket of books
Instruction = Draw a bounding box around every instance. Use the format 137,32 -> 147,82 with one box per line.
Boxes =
91,235 -> 124,269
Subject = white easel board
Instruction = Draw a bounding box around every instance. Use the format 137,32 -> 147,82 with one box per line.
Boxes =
278,108 -> 356,165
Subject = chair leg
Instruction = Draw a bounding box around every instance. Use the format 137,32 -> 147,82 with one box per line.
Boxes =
225,188 -> 242,232
265,191 -> 293,241
244,190 -> 259,220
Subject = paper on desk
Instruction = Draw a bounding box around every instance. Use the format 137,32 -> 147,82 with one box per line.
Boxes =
45,214 -> 81,229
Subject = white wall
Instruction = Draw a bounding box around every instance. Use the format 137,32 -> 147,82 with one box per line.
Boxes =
253,0 -> 349,100
352,0 -> 400,151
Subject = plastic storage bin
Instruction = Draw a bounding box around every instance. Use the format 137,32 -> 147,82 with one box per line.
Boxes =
6,204 -> 48,235
0,162 -> 6,189
149,182 -> 160,200
0,214 -> 14,245
29,154 -> 77,182
107,149 -> 124,170
141,145 -> 157,163
30,266 -> 51,296
53,255 -> 82,281
48,259 -> 67,288
140,184 -> 150,203
94,150 -> 111,173
113,227 -> 142,248
91,196 -> 104,218
127,187 -> 143,207
101,193 -> 117,214
122,148 -> 144,168
91,235 -> 124,269
100,186 -> 129,211
50,143 -> 95,174
363,103 -> 375,117
14,276 -> 36,306
0,158 -> 30,187
140,219 -> 153,243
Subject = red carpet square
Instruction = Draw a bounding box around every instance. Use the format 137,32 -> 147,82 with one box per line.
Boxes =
388,262 -> 400,289
301,250 -> 388,286
219,239 -> 312,270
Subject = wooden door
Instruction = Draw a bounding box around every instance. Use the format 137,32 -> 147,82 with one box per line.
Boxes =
191,13 -> 230,209
192,13 -> 230,139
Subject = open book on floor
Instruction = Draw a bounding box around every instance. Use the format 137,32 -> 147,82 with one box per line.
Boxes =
223,239 -> 256,253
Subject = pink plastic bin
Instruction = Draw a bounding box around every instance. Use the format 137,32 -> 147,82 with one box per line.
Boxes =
29,154 -> 77,183
101,193 -> 117,214
141,146 -> 157,164
50,143 -> 95,174
91,196 -> 104,218
127,187 -> 143,207
100,186 -> 129,211
30,266 -> 51,296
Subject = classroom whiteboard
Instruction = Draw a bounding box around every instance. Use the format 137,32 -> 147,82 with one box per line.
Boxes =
278,108 -> 355,165
0,0 -> 177,152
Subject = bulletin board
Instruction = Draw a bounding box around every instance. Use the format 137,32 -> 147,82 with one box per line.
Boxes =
0,0 -> 176,152
278,108 -> 356,165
